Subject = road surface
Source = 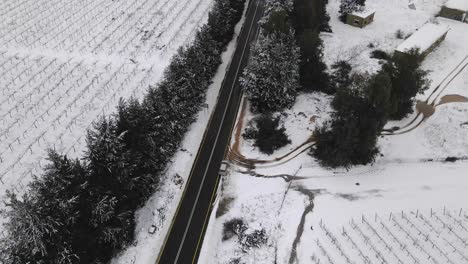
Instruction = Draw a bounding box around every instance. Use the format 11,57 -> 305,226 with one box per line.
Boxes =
156,0 -> 264,263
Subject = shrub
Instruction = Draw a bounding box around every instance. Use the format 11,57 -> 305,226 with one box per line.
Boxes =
223,218 -> 247,241
370,49 -> 390,60
240,229 -> 268,251
395,29 -> 405,39
243,115 -> 291,155
330,60 -> 352,91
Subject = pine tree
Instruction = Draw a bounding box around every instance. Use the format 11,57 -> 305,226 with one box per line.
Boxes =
330,60 -> 352,91
313,87 -> 382,168
365,70 -> 392,124
262,8 -> 291,36
383,49 -> 430,119
241,31 -> 300,113
298,29 -> 331,93
338,0 -> 366,23
313,69 -> 389,168
318,0 -> 332,32
292,0 -> 332,93
1,151 -> 86,264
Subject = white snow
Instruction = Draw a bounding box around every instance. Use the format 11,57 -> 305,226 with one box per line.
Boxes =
444,0 -> 468,11
0,0 -> 216,252
110,4 -> 249,264
201,0 -> 468,263
351,9 -> 375,18
396,23 -> 449,54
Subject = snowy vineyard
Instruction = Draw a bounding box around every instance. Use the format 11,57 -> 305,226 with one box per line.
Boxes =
0,0 -> 213,196
311,209 -> 468,264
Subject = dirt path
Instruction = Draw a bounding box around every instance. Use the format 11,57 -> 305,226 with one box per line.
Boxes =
288,187 -> 315,264
226,96 -> 316,168
231,97 -> 248,159
437,94 -> 468,105
383,94 -> 468,136
382,56 -> 468,136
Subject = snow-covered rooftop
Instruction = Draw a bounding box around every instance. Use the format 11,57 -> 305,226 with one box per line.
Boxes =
351,9 -> 376,18
444,0 -> 468,11
396,23 -> 449,54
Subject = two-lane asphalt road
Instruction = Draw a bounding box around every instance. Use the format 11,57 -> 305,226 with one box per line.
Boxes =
156,1 -> 264,263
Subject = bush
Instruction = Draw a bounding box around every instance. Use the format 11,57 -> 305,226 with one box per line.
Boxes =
240,229 -> 268,250
330,60 -> 352,91
395,29 -> 405,39
223,218 -> 247,241
243,115 -> 291,155
370,49 -> 390,60
229,258 -> 245,264
0,0 -> 247,263
222,219 -> 267,252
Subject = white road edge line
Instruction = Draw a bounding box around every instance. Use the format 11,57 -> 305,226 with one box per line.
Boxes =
173,1 -> 261,263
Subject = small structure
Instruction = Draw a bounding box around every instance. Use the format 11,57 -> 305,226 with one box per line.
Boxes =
439,0 -> 468,22
346,10 -> 375,28
219,160 -> 229,176
395,23 -> 449,59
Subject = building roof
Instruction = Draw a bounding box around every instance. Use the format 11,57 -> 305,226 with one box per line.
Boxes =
350,9 -> 375,18
444,0 -> 468,12
396,23 -> 450,54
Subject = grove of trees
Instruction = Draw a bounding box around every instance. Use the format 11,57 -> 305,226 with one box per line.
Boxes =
313,49 -> 429,168
0,0 -> 247,263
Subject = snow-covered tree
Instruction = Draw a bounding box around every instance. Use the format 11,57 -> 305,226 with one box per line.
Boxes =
241,31 -> 300,113
1,0 -> 248,263
339,0 -> 366,22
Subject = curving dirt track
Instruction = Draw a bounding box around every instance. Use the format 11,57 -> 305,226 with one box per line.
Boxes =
382,55 -> 468,136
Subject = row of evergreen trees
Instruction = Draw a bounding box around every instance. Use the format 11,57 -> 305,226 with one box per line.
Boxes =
239,0 -> 332,155
0,0 -> 246,263
240,0 -> 335,113
241,0 -> 301,113
292,0 -> 332,93
238,0 -> 300,154
313,50 -> 430,168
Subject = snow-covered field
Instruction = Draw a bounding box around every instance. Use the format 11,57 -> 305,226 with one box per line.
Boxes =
201,0 -> 468,263
0,0 -> 213,204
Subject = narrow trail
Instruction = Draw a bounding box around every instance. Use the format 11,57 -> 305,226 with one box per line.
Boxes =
288,187 -> 314,264
229,56 -> 468,167
226,96 -> 316,168
382,55 -> 468,136
228,138 -> 315,167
